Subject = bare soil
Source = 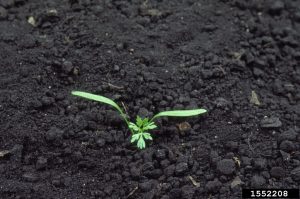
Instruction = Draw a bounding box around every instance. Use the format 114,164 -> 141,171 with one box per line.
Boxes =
0,0 -> 300,198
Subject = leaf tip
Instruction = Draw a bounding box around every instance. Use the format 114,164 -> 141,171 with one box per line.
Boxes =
71,91 -> 79,95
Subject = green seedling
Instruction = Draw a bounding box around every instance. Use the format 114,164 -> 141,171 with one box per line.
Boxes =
71,91 -> 207,149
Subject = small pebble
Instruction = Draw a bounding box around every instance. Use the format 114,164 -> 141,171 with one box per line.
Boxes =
217,159 -> 236,175
0,6 -> 7,20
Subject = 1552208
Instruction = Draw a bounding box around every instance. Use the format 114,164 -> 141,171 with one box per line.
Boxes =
242,189 -> 299,198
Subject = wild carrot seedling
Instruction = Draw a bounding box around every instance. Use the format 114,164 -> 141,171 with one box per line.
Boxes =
71,91 -> 207,149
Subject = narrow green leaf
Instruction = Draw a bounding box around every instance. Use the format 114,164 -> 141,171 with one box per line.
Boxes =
152,109 -> 207,120
148,122 -> 155,126
137,138 -> 146,149
142,118 -> 149,125
136,116 -> 143,127
71,91 -> 122,113
71,91 -> 129,124
131,134 -> 140,143
129,122 -> 139,132
143,124 -> 157,131
129,122 -> 137,127
143,133 -> 153,140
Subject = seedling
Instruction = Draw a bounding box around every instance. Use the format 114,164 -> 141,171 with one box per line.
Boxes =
71,91 -> 207,149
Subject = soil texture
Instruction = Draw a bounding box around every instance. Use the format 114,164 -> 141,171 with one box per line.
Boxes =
0,0 -> 300,198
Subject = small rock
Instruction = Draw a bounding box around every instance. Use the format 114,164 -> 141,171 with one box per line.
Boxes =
184,82 -> 193,91
231,176 -> 243,188
73,115 -> 88,131
261,171 -> 270,179
112,130 -> 124,143
73,67 -> 80,76
22,173 -> 39,182
253,67 -> 264,77
137,107 -> 150,118
254,59 -> 267,68
202,24 -> 217,32
153,92 -> 163,102
294,11 -> 300,22
55,92 -> 65,101
278,129 -> 298,142
0,0 -> 15,8
0,6 -> 7,20
36,156 -> 48,170
113,65 -> 120,72
140,8 -> 163,17
210,151 -> 220,165
62,60 -> 73,74
145,169 -> 163,179
51,176 -> 72,188
0,150 -> 10,158
139,180 -> 157,192
63,147 -> 72,155
155,149 -> 166,161
280,150 -> 291,161
96,138 -> 106,147
205,179 -> 222,193
181,185 -> 195,199
250,90 -> 260,106
241,156 -> 252,166
260,116 -> 282,128
225,141 -> 239,150
76,130 -> 89,140
52,177 -> 64,187
27,16 -> 36,27
201,69 -> 213,79
291,167 -> 300,182
164,165 -> 175,177
143,150 -> 154,162
244,51 -> 255,64
63,177 -> 72,187
31,99 -> 43,109
188,175 -> 200,187
270,167 -> 285,178
160,159 -> 170,168
142,162 -> 155,171
15,0 -> 26,5
205,174 -> 214,180
214,97 -> 232,109
78,160 -> 96,169
273,79 -> 284,94
294,151 -> 300,161
269,0 -> 284,15
20,34 -> 36,48
45,127 -> 63,142
41,96 -> 55,106
169,188 -> 182,199
251,175 -> 266,188
234,1 -> 247,10
0,164 -> 5,174
280,140 -> 296,152
253,158 -> 267,170
130,167 -> 140,179
175,162 -> 188,176
217,159 -> 236,175
177,122 -> 191,136
72,151 -> 83,161
282,36 -> 298,46
116,43 -> 125,51
79,0 -> 91,6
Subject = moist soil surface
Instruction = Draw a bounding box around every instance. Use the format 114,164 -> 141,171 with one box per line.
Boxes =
0,0 -> 300,198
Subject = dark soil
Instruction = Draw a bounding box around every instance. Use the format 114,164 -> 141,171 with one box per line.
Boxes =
0,0 -> 300,198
